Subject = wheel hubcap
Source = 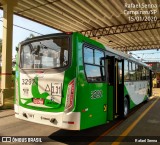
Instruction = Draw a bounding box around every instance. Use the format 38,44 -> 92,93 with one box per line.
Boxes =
124,99 -> 128,116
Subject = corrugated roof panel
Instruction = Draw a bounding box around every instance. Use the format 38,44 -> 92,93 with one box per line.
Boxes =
0,0 -> 159,51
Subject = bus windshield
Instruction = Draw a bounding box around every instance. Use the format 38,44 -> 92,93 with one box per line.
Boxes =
20,36 -> 70,69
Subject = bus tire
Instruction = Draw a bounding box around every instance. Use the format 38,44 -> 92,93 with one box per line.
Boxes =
146,90 -> 150,102
124,97 -> 129,118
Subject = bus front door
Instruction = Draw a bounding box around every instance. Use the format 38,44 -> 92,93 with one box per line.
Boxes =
117,59 -> 124,118
106,56 -> 124,121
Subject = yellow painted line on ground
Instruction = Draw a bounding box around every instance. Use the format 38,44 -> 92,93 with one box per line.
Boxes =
149,95 -> 157,100
89,96 -> 159,145
89,120 -> 124,145
111,97 -> 159,145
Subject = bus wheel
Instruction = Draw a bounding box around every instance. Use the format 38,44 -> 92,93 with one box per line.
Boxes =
146,89 -> 150,102
146,93 -> 150,102
124,97 -> 129,118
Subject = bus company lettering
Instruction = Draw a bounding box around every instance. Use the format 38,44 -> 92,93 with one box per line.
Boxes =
91,90 -> 103,99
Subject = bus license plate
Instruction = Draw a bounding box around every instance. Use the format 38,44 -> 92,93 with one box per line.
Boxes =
33,98 -> 44,104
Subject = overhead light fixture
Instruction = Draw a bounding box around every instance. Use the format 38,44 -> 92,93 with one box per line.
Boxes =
109,40 -> 113,43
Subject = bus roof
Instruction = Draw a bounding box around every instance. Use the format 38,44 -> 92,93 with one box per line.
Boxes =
104,46 -> 150,69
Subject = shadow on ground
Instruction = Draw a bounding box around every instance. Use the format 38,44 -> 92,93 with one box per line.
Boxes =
48,99 -> 154,145
48,119 -> 120,145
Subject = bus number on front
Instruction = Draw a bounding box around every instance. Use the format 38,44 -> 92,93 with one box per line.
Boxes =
45,83 -> 62,96
22,79 -> 35,85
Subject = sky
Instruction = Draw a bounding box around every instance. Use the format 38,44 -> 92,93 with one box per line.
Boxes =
130,50 -> 160,62
0,10 -> 160,61
0,10 -> 60,58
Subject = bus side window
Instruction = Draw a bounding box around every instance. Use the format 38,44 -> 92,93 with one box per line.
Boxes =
83,45 -> 105,82
124,60 -> 129,81
129,62 -> 132,80
137,65 -> 143,80
146,69 -> 150,80
118,61 -> 122,84
142,67 -> 146,80
135,64 -> 138,80
129,62 -> 136,81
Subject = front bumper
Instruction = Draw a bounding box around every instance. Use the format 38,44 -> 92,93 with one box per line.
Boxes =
14,104 -> 80,130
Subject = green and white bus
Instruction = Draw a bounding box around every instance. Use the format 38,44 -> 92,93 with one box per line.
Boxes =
14,32 -> 152,130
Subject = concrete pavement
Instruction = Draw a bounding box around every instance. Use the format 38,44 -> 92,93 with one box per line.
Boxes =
0,89 -> 160,145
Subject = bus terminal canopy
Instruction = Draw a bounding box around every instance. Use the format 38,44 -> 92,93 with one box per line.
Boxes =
0,0 -> 160,106
0,0 -> 160,51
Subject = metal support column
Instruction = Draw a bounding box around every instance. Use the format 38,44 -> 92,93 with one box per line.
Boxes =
0,0 -> 18,106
